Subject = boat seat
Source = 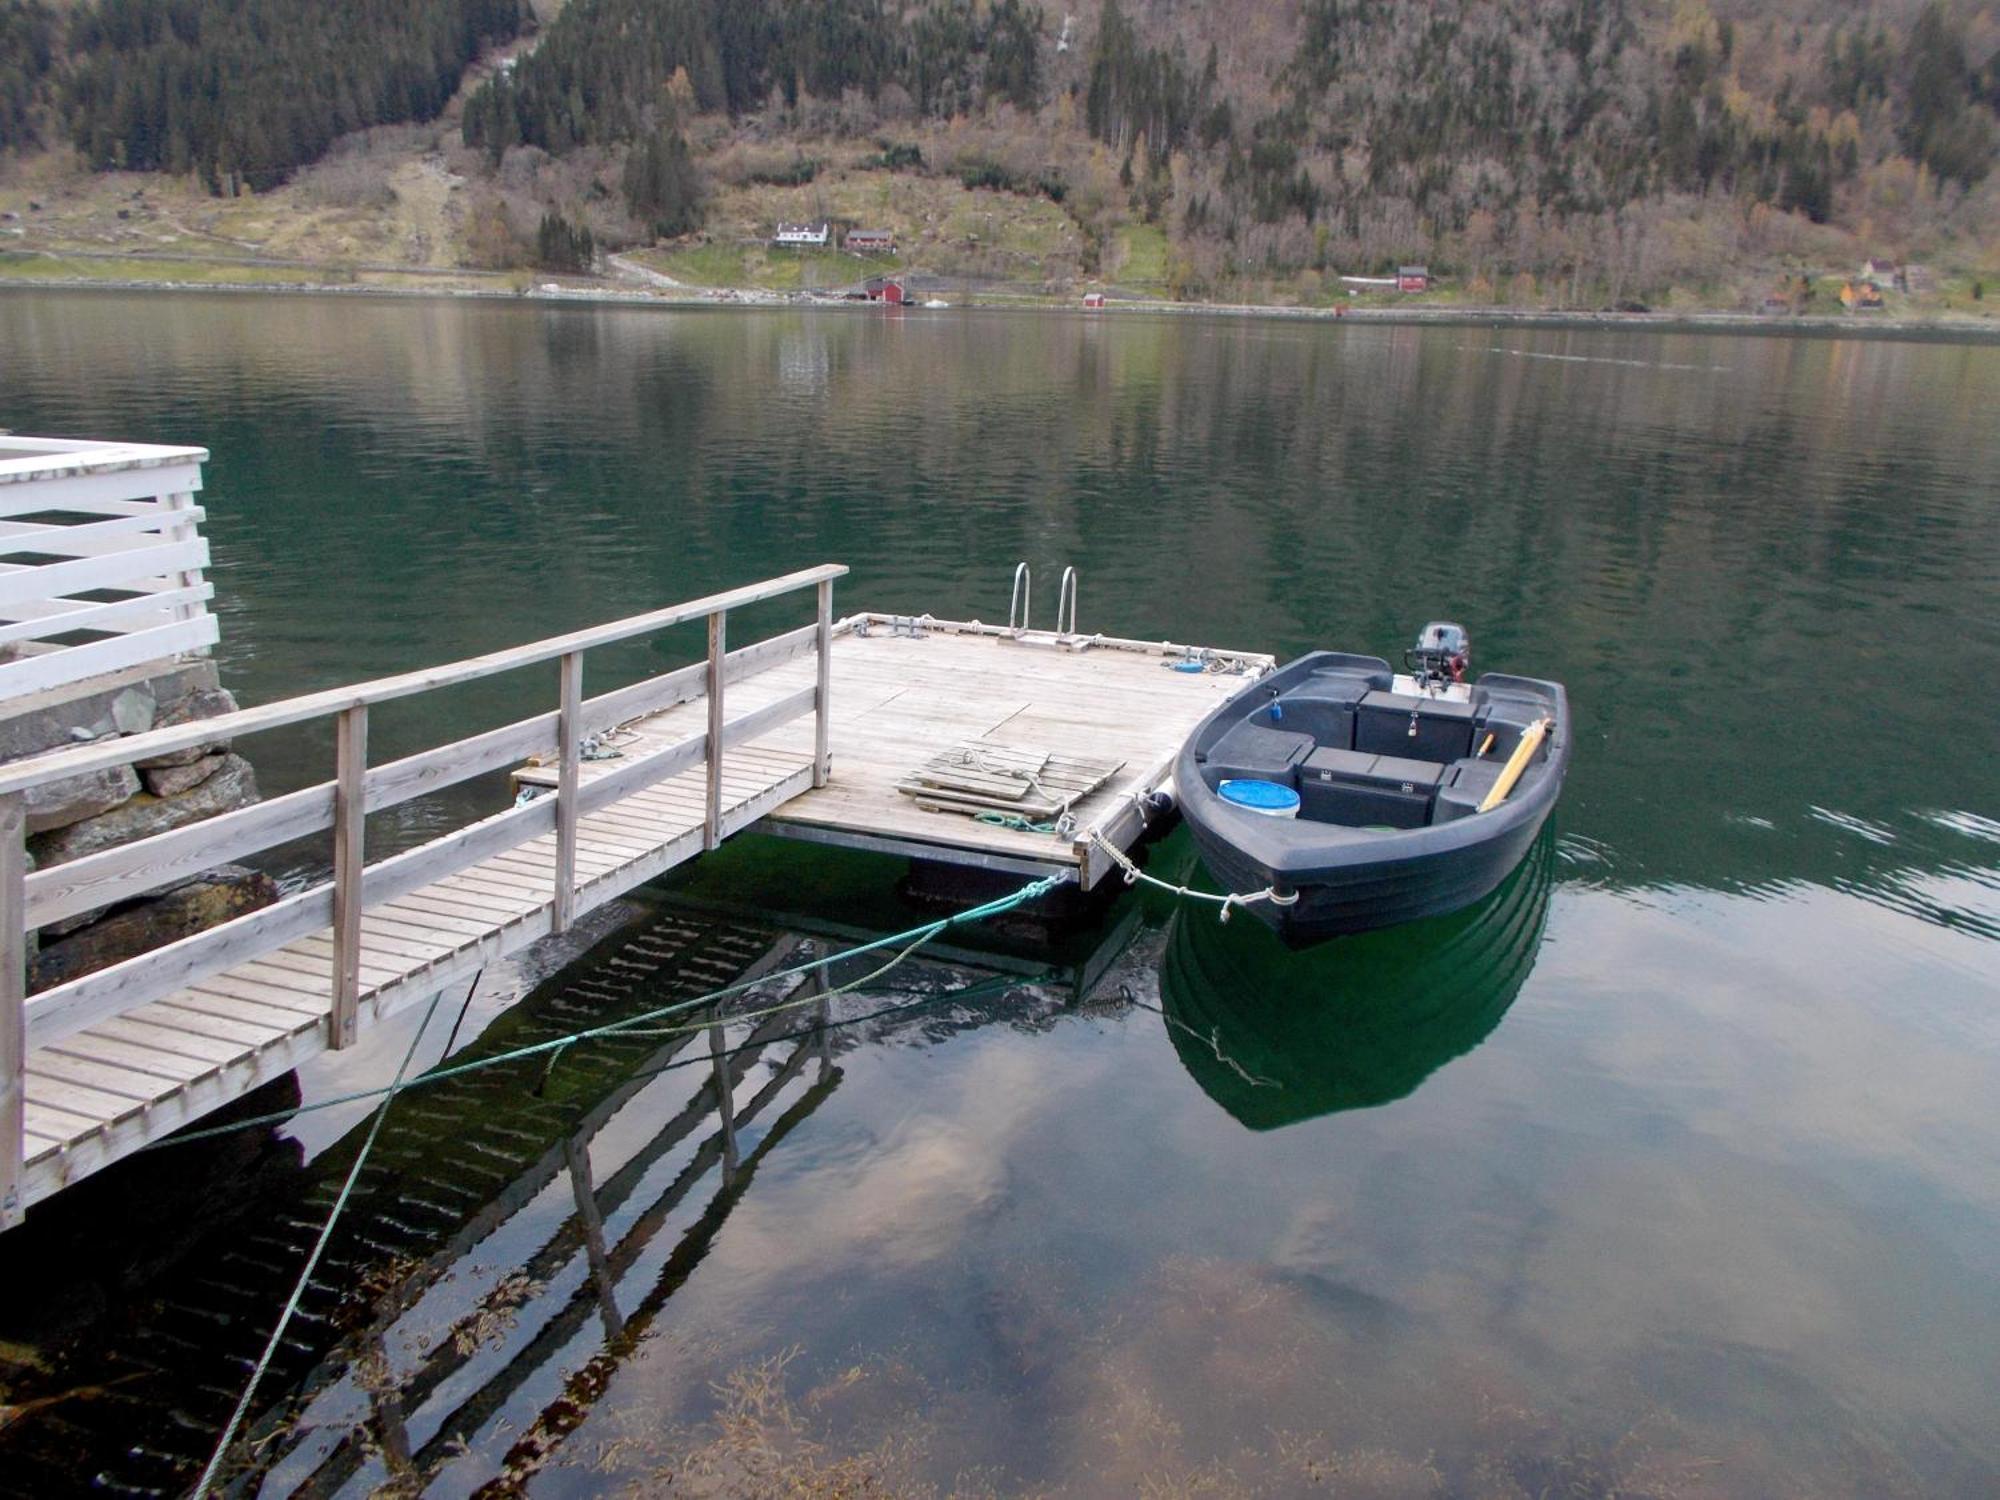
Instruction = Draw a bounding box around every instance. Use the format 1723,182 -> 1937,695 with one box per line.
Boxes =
1472,699 -> 1544,761
1204,720 -> 1313,788
1263,677 -> 1368,749
1434,758 -> 1504,823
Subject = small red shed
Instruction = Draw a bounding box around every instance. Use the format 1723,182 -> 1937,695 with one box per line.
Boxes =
864,276 -> 908,304
1083,291 -> 1107,309
1397,265 -> 1430,293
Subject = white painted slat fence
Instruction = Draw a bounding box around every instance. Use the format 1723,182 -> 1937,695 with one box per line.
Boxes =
0,438 -> 217,701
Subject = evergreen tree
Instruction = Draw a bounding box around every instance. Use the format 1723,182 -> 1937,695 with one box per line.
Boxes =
623,126 -> 704,238
534,209 -> 594,271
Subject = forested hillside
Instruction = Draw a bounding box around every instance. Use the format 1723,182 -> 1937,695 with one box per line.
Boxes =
1,0 -> 525,189
2,0 -> 1996,304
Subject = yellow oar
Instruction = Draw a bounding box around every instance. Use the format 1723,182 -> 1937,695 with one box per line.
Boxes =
1477,716 -> 1552,813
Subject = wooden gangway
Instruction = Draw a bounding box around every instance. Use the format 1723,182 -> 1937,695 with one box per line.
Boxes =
0,565 -> 1269,1226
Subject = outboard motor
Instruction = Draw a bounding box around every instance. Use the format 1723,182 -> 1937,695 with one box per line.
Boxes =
1405,620 -> 1471,686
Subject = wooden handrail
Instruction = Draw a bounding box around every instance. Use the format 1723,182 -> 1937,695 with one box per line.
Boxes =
0,565 -> 848,796
17,621 -> 841,930
8,567 -> 843,1060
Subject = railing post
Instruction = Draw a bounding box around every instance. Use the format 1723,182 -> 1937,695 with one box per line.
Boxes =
330,704 -> 367,1050
0,795 -> 24,1230
554,651 -> 583,932
704,609 -> 725,851
814,578 -> 833,788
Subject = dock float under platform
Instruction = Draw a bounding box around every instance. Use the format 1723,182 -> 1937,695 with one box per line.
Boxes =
0,571 -> 1270,1222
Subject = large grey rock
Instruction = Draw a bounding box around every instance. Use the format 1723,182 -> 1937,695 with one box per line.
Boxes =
0,660 -> 217,763
136,686 -> 240,769
110,685 -> 157,735
141,752 -> 227,799
29,754 -> 260,867
22,764 -> 141,835
29,865 -> 282,993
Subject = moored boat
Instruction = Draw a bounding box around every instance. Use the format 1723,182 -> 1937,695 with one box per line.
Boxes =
1174,623 -> 1569,945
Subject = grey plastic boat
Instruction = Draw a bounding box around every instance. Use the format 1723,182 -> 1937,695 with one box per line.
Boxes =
1173,624 -> 1570,946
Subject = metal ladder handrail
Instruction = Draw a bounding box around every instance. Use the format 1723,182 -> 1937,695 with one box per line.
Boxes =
1056,566 -> 1079,640
1008,562 -> 1031,637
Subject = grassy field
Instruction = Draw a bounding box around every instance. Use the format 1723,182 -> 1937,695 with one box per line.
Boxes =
635,240 -> 899,290
1111,223 -> 1170,291
0,249 -> 316,285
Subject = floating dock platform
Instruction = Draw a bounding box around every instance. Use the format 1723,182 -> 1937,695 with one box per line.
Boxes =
0,565 -> 1270,1223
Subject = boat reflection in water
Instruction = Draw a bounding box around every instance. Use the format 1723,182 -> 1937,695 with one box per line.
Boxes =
1159,828 -> 1556,1129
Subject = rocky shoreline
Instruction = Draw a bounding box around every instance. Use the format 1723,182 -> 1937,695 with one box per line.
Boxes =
5,661 -> 277,994
2,273 -> 1996,344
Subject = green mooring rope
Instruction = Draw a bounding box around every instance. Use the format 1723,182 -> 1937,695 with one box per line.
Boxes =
146,872 -> 1068,1154
182,871 -> 1067,1493
191,986 -> 445,1499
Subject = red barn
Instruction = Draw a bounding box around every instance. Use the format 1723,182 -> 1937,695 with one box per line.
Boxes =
1083,291 -> 1107,308
1397,265 -> 1431,293
864,276 -> 908,304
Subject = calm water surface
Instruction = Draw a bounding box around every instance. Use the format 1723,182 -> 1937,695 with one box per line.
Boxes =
0,291 -> 1996,1497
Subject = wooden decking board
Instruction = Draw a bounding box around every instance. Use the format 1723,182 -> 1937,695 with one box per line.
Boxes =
94,1016 -> 251,1064
30,1049 -> 172,1102
13,614 -> 1264,1217
48,1033 -> 216,1085
165,991 -> 318,1034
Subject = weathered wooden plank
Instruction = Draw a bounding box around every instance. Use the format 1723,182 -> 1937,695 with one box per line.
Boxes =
575,621 -> 822,740
28,1049 -> 166,1103
815,579 -> 833,786
26,780 -> 335,931
91,1015 -> 248,1066
23,1071 -> 139,1126
0,564 -> 846,796
197,968 -> 330,1009
366,713 -> 558,814
257,944 -> 401,992
22,881 -> 331,1050
329,704 -> 366,1049
142,998 -> 297,1045
704,612 -> 726,851
359,796 -> 557,912
50,1032 -> 215,1084
23,1098 -> 102,1143
574,729 -> 708,818
554,651 -> 582,933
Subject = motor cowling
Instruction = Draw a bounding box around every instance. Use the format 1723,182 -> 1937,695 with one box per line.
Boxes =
1406,620 -> 1471,685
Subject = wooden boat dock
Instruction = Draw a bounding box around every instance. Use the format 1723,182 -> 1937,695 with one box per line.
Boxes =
0,564 -> 1271,1225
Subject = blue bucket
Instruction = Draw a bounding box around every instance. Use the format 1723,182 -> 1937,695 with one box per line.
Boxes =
1218,779 -> 1301,818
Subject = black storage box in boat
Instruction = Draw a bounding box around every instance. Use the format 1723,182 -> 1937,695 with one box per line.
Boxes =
1298,747 -> 1443,829
1434,759 -> 1504,823
1205,721 -> 1313,786
1355,690 -> 1477,761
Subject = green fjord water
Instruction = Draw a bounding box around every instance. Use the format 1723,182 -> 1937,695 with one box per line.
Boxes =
0,291 -> 1996,1496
